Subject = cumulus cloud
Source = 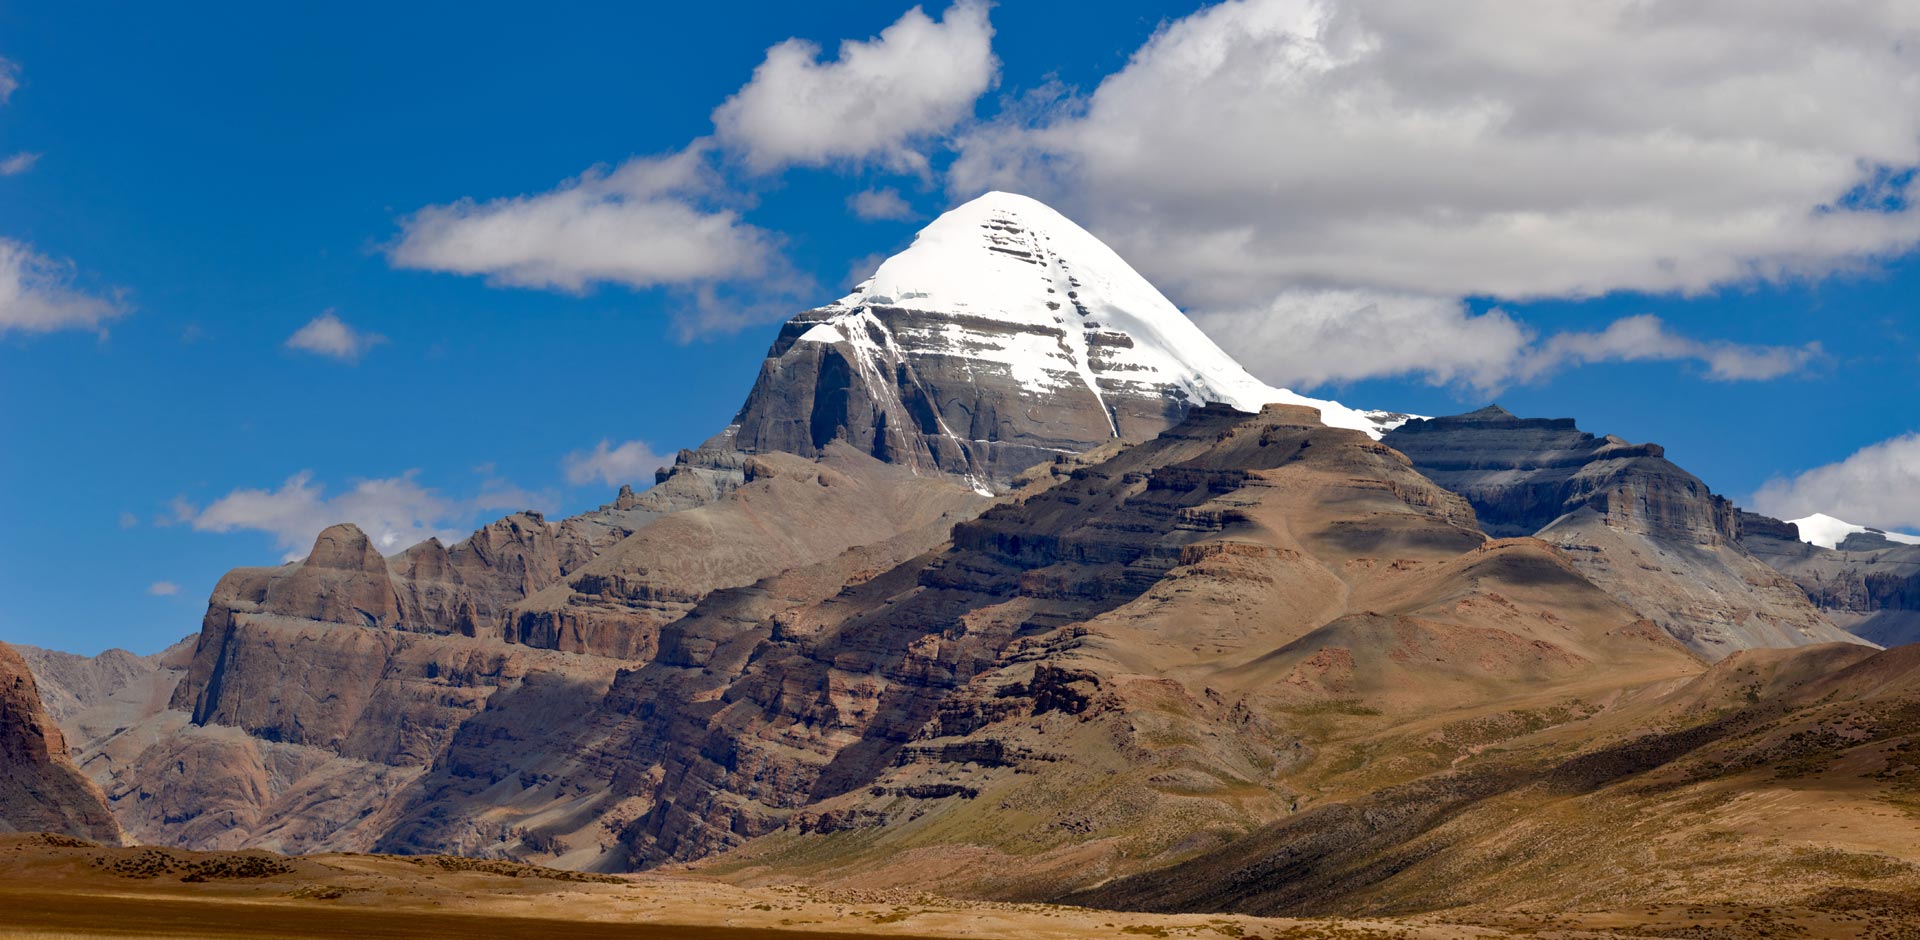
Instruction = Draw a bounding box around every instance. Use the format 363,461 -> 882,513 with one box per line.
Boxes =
952,0 -> 1920,385
148,581 -> 180,597
388,145 -> 779,296
714,2 -> 996,174
848,187 -> 918,221
1754,432 -> 1920,532
285,311 -> 386,362
564,439 -> 670,488
0,238 -> 127,335
0,152 -> 39,175
956,0 -> 1920,302
1198,292 -> 1820,390
174,470 -> 472,560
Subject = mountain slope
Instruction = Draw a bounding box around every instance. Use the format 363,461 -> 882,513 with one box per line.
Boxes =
1742,511 -> 1920,646
0,641 -> 123,844
1068,640 -> 1920,917
365,403 -> 1701,890
1383,406 -> 1861,658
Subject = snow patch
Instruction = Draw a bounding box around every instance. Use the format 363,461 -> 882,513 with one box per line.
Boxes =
797,191 -> 1411,438
1789,512 -> 1920,550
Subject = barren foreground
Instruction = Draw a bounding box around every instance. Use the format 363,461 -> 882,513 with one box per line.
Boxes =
2,835 -> 1917,940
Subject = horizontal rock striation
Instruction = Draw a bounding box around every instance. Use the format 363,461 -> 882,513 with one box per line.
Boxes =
1385,406 -> 1860,658
1740,513 -> 1920,646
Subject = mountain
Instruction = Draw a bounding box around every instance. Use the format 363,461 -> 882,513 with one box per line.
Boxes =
1741,511 -> 1920,647
24,191 -> 1900,922
0,641 -> 123,843
510,402 -> 1699,888
1382,405 -> 1861,658
728,192 -> 1407,490
74,191 -> 1407,856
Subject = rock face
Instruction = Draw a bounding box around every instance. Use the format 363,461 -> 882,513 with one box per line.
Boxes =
371,403 -> 1699,889
0,641 -> 123,843
1384,406 -> 1861,658
1740,512 -> 1920,646
14,643 -> 177,727
729,192 -> 1406,489
17,638 -> 196,793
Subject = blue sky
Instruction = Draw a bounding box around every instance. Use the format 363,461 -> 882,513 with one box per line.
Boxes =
3,1 -> 1919,654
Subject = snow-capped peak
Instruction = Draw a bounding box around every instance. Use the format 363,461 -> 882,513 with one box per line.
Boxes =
801,191 -> 1409,438
1789,512 -> 1920,550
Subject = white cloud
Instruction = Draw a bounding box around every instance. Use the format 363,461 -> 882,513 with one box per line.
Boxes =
1754,432 -> 1920,533
564,439 -> 670,488
713,2 -> 997,174
1521,314 -> 1819,382
952,0 -> 1920,384
118,511 -> 138,529
148,581 -> 180,597
848,187 -> 918,221
285,311 -> 386,362
388,145 -> 779,295
0,238 -> 127,335
0,152 -> 39,175
1198,292 -> 1819,390
175,470 -> 470,560
0,58 -> 17,104
1194,290 -> 1532,389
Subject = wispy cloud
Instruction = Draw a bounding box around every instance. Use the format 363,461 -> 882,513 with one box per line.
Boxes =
0,58 -> 18,104
1198,292 -> 1820,391
0,152 -> 40,176
563,439 -> 669,488
148,581 -> 180,597
1521,315 -> 1820,383
173,470 -> 469,561
285,311 -> 386,362
848,187 -> 917,221
0,238 -> 127,335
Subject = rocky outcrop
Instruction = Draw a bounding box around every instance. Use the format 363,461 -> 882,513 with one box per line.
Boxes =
0,642 -> 123,844
1384,405 -> 1732,541
501,448 -> 989,660
1385,406 -> 1861,659
1741,513 -> 1920,646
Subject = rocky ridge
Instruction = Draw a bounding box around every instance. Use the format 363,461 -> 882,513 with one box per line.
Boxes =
1740,512 -> 1920,647
1384,405 -> 1861,658
371,402 -> 1700,891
